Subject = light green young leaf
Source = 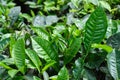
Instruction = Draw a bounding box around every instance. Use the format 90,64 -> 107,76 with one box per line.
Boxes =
57,66 -> 69,80
91,43 -> 113,53
25,49 -> 42,73
42,60 -> 56,73
0,62 -> 12,70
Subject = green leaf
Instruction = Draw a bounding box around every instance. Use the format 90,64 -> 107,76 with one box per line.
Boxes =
46,15 -> 59,26
0,62 -> 12,70
83,68 -> 97,80
107,49 -> 120,80
42,60 -> 56,73
71,0 -> 82,8
86,0 -> 99,5
49,75 -> 57,80
0,38 -> 10,53
25,49 -> 42,73
91,43 -> 113,53
10,36 -> 16,57
8,69 -> 18,78
12,38 -> 26,74
31,27 -> 49,40
72,58 -> 83,80
9,6 -> 21,26
99,1 -> 111,12
43,71 -> 49,80
57,66 -> 69,80
64,37 -> 81,64
107,32 -> 120,49
32,15 -> 45,27
84,7 -> 108,51
31,37 -> 59,70
33,76 -> 41,80
85,52 -> 107,69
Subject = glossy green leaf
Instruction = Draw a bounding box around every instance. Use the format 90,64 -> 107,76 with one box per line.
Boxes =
91,43 -> 113,53
25,49 -> 42,73
0,38 -> 10,53
12,38 -> 25,74
31,37 -> 59,70
31,27 -> 49,40
9,6 -> 21,26
64,37 -> 81,64
107,49 -> 120,80
72,58 -> 83,80
45,15 -> 59,26
43,71 -> 49,80
84,7 -> 108,51
8,69 -> 18,78
99,1 -> 111,12
32,15 -> 45,27
107,32 -> 120,49
57,66 -> 69,80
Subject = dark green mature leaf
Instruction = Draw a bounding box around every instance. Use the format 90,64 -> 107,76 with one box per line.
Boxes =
0,38 -> 10,53
57,66 -> 69,80
107,32 -> 120,49
83,68 -> 97,80
64,37 -> 81,64
12,38 -> 25,74
107,49 -> 120,80
31,37 -> 59,70
84,7 -> 108,51
31,27 -> 49,40
85,52 -> 107,69
25,49 -> 42,73
9,6 -> 21,26
72,58 -> 83,80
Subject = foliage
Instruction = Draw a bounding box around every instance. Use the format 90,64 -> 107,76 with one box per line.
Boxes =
0,0 -> 120,80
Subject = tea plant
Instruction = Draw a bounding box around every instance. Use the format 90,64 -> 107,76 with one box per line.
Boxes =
0,0 -> 120,80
